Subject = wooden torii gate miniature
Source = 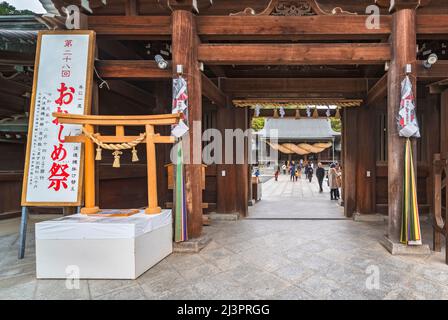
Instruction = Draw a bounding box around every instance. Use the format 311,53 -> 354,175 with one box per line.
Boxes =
53,112 -> 182,215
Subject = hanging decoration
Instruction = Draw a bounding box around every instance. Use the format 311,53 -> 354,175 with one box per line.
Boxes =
326,106 -> 331,118
279,106 -> 285,118
172,75 -> 189,242
398,76 -> 420,138
265,141 -> 332,155
172,76 -> 189,138
306,106 -> 311,117
400,139 -> 422,245
335,107 -> 341,119
398,76 -> 422,246
82,127 -> 145,167
254,104 -> 261,117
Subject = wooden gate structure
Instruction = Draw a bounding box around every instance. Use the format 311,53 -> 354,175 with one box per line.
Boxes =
1,0 -> 448,250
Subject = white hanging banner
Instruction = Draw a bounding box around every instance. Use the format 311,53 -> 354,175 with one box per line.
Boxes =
22,30 -> 96,206
171,76 -> 189,138
398,76 -> 420,138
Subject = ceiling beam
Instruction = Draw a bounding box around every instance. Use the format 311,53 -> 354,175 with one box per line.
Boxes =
366,73 -> 388,106
221,78 -> 368,99
221,78 -> 368,95
201,74 -> 226,108
417,15 -> 448,38
197,15 -> 391,41
107,80 -> 155,106
417,61 -> 448,80
198,43 -> 391,65
97,39 -> 144,59
96,60 -> 171,79
87,16 -> 171,40
88,14 -> 448,40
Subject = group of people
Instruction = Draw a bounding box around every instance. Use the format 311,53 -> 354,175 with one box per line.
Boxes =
274,160 -> 342,201
275,160 -> 315,183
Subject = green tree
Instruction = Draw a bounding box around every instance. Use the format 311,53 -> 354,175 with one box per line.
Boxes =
251,117 -> 265,131
330,117 -> 342,132
0,1 -> 35,15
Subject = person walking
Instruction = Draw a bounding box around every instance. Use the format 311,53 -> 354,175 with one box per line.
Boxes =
290,161 -> 296,182
274,169 -> 279,181
307,164 -> 314,183
282,163 -> 287,175
328,163 -> 338,200
316,162 -> 325,193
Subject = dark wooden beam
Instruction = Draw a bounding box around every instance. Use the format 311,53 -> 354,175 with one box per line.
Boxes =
197,15 -> 392,41
87,16 -> 171,39
201,74 -> 226,108
366,73 -> 388,106
417,15 -> 448,37
428,79 -> 448,94
88,14 -> 448,40
96,60 -> 171,79
221,78 -> 368,96
198,43 -> 391,65
97,39 -> 143,59
107,80 -> 155,106
417,61 -> 448,80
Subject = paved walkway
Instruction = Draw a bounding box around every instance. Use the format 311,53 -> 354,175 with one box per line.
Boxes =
249,174 -> 344,219
0,177 -> 447,300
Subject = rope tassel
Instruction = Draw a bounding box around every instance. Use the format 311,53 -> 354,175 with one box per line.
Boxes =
95,146 -> 102,161
112,150 -> 122,168
131,147 -> 139,162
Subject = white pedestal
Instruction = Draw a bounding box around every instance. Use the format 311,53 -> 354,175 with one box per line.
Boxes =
35,210 -> 173,279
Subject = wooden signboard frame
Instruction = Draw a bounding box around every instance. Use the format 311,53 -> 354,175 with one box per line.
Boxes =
21,30 -> 96,207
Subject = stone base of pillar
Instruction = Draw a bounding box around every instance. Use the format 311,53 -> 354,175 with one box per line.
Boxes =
380,236 -> 431,255
209,212 -> 239,221
173,233 -> 212,253
248,199 -> 255,206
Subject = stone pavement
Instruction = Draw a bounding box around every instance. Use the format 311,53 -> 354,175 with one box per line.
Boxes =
249,174 -> 345,219
0,176 -> 447,300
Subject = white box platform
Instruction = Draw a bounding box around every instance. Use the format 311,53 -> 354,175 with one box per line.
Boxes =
35,210 -> 173,279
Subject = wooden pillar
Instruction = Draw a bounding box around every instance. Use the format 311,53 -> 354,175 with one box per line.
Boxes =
234,107 -> 249,217
387,7 -> 417,242
172,10 -> 203,238
356,104 -> 376,214
441,90 -> 448,154
216,104 -> 237,214
145,125 -> 161,214
343,107 -> 358,217
80,124 -> 99,214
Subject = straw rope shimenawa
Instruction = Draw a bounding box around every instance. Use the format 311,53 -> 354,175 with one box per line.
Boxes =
81,127 -> 146,167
